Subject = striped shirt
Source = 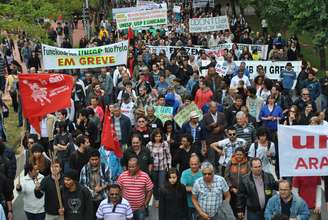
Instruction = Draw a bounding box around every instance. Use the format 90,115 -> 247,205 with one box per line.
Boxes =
96,198 -> 133,220
234,123 -> 256,148
117,170 -> 153,211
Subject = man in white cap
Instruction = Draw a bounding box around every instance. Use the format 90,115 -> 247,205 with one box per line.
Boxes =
180,111 -> 207,155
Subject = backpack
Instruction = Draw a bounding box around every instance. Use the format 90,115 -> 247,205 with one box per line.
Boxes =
254,141 -> 272,157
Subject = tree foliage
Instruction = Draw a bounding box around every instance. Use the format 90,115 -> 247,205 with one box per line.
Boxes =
241,0 -> 328,69
0,0 -> 84,42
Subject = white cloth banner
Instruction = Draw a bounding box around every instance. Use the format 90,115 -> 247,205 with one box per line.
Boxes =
189,16 -> 229,33
278,125 -> 328,177
148,43 -> 269,61
115,8 -> 167,30
192,0 -> 214,8
42,41 -> 128,70
215,60 -> 302,79
112,2 -> 167,17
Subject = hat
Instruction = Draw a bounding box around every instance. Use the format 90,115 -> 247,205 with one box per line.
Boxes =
64,169 -> 79,181
189,111 -> 199,119
31,143 -> 44,153
277,33 -> 282,37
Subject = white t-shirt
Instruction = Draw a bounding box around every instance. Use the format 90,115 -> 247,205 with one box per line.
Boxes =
248,141 -> 275,173
120,101 -> 135,125
217,138 -> 247,166
230,75 -> 251,89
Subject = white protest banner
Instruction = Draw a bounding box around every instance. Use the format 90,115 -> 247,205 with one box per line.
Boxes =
192,0 -> 214,8
216,43 -> 269,60
278,125 -> 328,177
136,0 -> 167,9
215,60 -> 302,80
112,2 -> 167,18
148,43 -> 269,61
42,41 -> 128,70
154,106 -> 173,124
174,103 -> 203,127
147,45 -> 224,61
115,9 -> 167,30
189,16 -> 229,33
173,5 -> 181,13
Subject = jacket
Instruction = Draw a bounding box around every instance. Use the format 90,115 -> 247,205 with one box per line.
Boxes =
237,171 -> 277,212
159,184 -> 188,220
303,79 -> 321,101
112,114 -> 132,146
203,111 -> 227,144
224,155 -> 249,189
79,162 -> 111,200
264,193 -> 310,220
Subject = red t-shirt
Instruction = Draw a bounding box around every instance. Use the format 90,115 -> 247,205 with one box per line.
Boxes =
292,176 -> 321,209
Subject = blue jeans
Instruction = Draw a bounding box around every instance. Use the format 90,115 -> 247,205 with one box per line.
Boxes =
151,170 -> 166,201
25,212 -> 46,220
133,209 -> 145,220
247,210 -> 264,220
321,94 -> 328,111
187,207 -> 196,220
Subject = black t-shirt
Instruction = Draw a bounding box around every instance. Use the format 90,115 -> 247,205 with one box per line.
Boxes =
62,185 -> 93,220
280,197 -> 293,218
69,149 -> 90,175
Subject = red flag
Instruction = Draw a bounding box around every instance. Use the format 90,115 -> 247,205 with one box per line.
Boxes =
128,26 -> 134,41
18,74 -> 73,133
101,108 -> 123,157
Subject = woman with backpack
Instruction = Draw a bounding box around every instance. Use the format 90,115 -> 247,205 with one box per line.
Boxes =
248,127 -> 275,175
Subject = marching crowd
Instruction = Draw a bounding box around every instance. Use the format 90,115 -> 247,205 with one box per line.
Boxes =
0,1 -> 328,220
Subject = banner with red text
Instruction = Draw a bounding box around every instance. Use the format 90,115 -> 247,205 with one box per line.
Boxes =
42,41 -> 128,70
278,125 -> 328,177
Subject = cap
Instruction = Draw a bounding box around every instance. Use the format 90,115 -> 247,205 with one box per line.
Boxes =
190,111 -> 200,119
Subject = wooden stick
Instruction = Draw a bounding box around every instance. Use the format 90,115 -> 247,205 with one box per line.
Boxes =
48,150 -> 64,220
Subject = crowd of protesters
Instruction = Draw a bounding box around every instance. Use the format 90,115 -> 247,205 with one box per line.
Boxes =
0,1 -> 328,220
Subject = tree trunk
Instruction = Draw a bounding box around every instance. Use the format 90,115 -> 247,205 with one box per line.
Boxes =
231,0 -> 237,17
319,45 -> 326,70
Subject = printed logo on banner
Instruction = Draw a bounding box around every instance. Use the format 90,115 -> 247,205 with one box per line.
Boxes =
278,125 -> 328,177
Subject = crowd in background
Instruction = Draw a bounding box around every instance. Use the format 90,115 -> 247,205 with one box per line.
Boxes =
0,1 -> 328,220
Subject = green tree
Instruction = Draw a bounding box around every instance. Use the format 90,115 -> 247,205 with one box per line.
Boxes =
241,0 -> 328,70
0,0 -> 83,42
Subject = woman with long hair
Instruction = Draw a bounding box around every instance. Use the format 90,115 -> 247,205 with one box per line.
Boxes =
146,129 -> 171,208
159,168 -> 188,220
163,120 -> 179,158
281,105 -> 300,125
27,144 -> 51,177
299,103 -> 316,125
